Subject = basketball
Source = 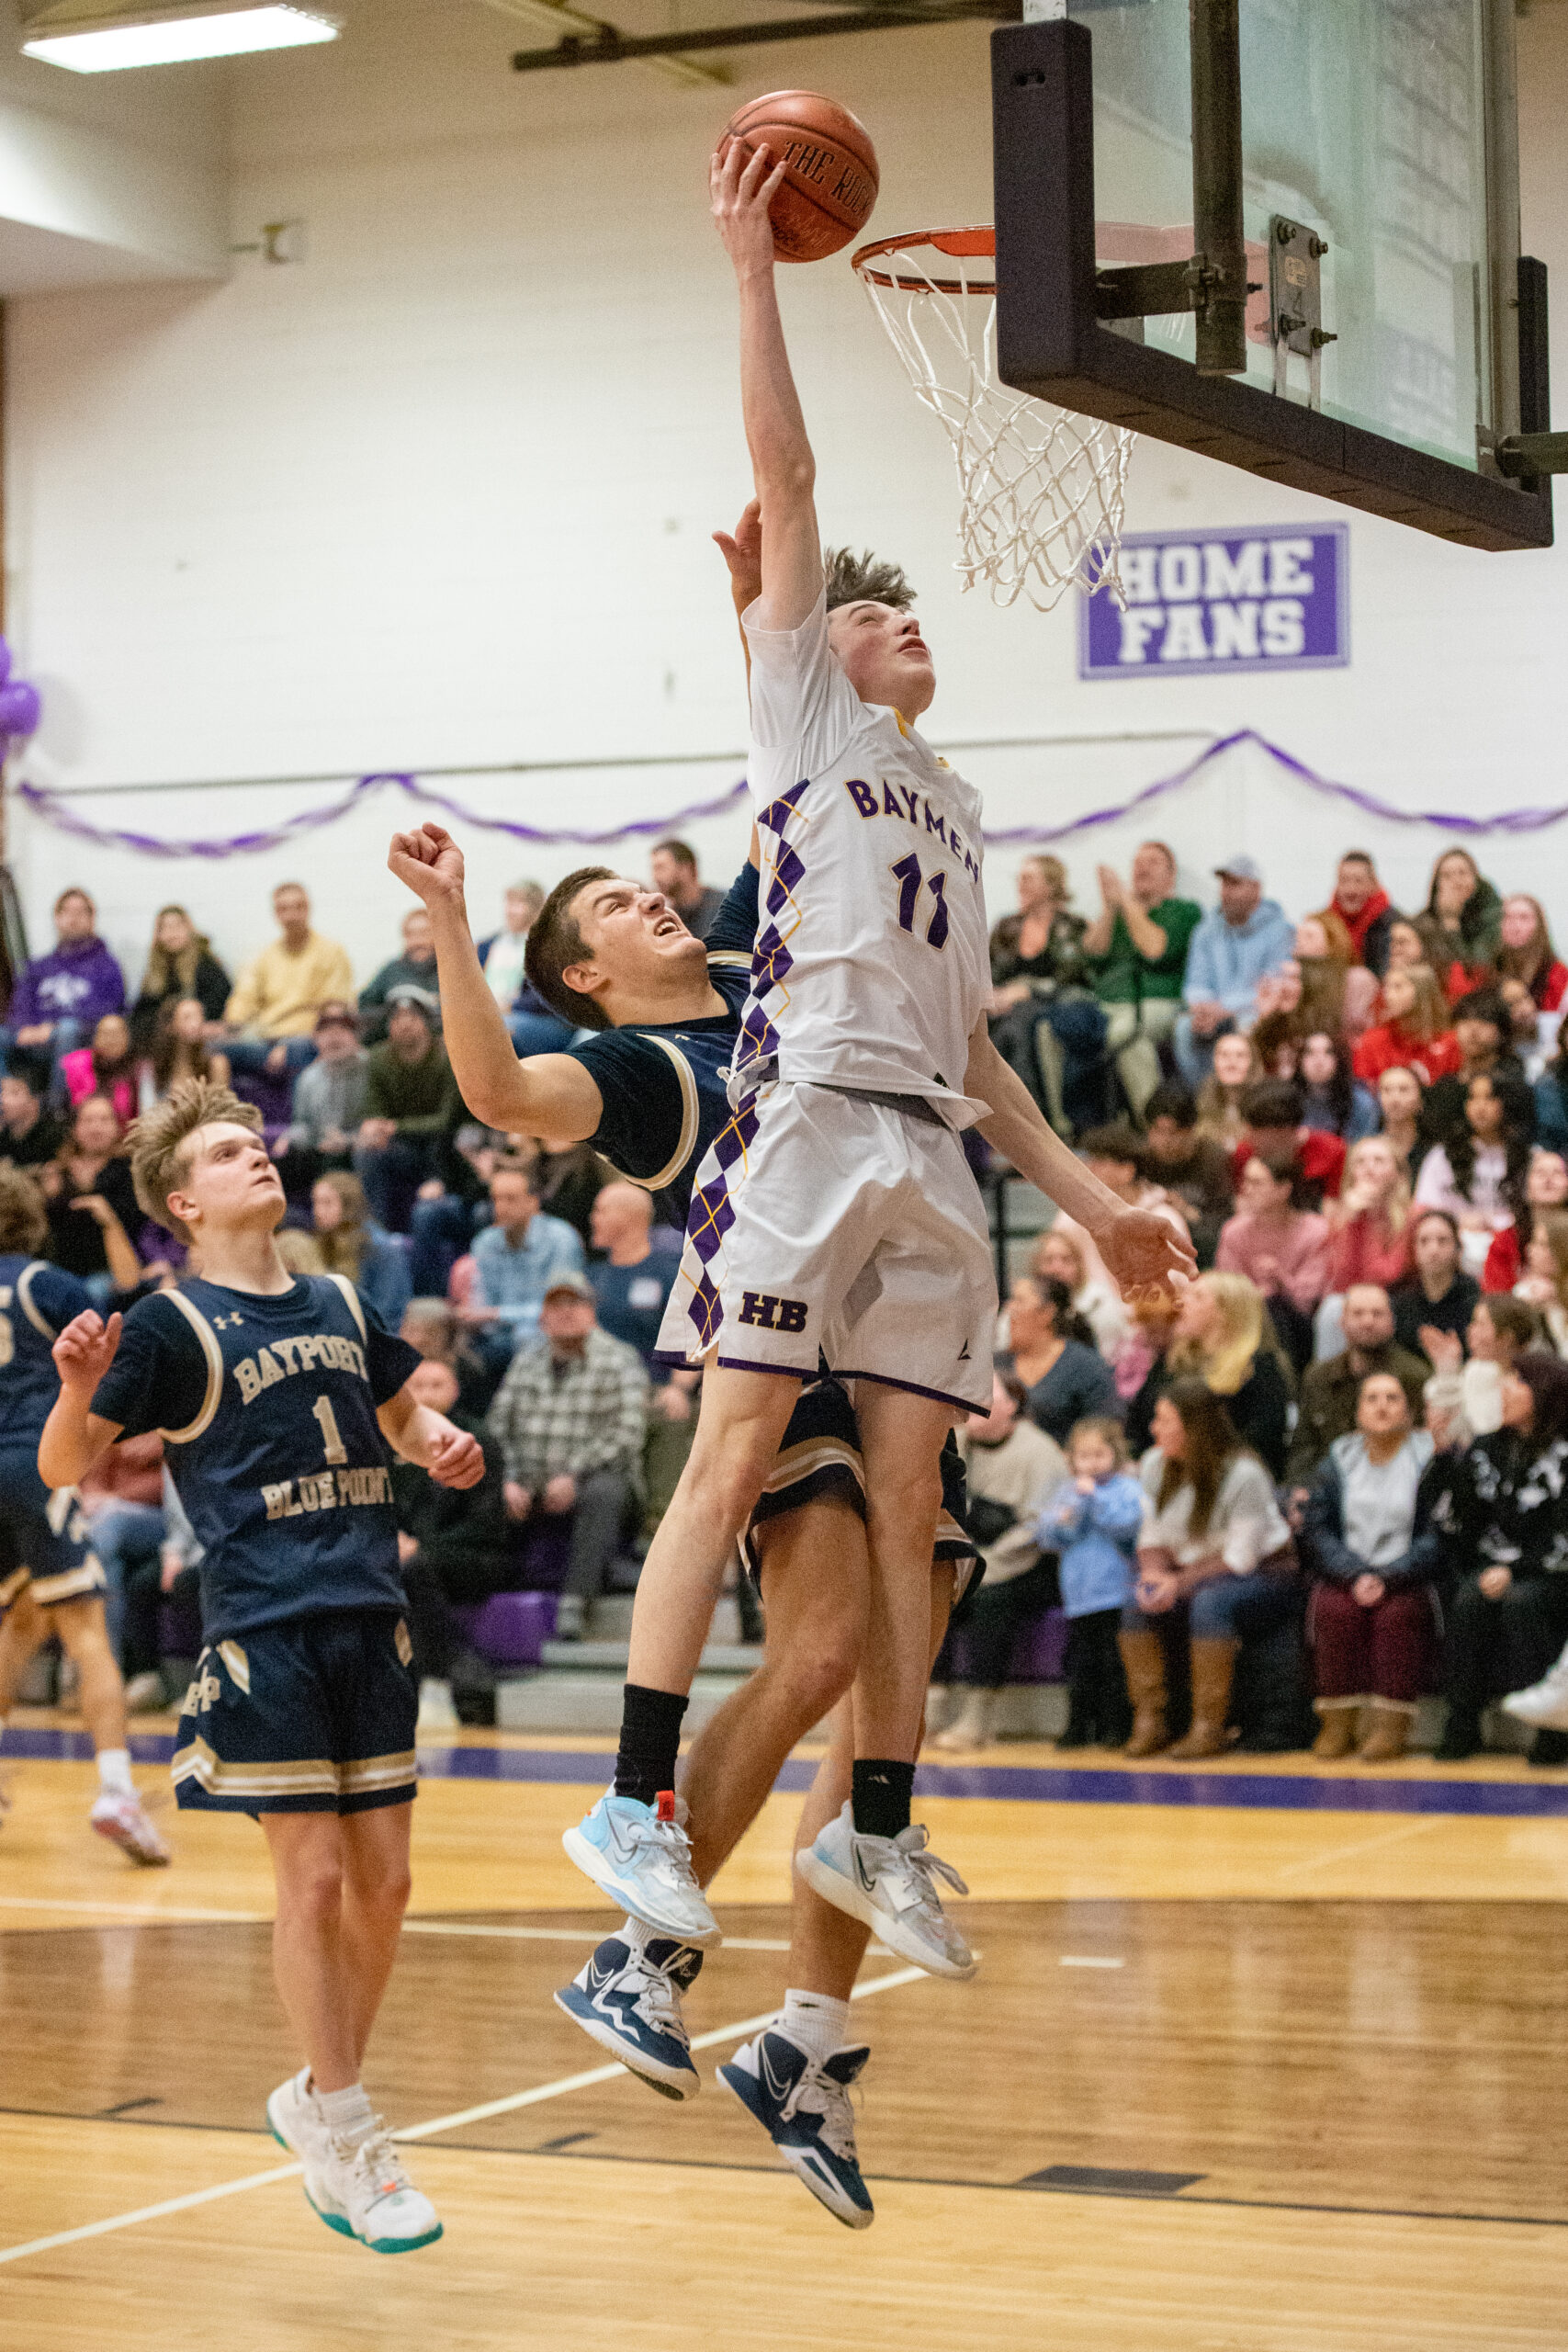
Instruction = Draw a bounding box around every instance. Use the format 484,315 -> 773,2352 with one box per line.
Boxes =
719,90 -> 878,264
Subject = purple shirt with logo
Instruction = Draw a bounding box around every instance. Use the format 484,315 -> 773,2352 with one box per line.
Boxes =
9,937 -> 127,1031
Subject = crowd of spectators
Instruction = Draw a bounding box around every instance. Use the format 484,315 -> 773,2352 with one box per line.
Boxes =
14,830 -> 1568,1762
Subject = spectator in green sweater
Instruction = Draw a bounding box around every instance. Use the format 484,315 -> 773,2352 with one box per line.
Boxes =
352,986 -> 461,1232
1083,842 -> 1203,1118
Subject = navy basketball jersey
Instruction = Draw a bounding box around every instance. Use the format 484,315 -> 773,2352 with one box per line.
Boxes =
0,1254 -> 91,1450
568,865 -> 758,1227
91,1272 -> 418,1644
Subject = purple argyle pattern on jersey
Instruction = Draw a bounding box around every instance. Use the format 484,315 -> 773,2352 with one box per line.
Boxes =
740,780 -> 809,1067
683,1097 -> 761,1345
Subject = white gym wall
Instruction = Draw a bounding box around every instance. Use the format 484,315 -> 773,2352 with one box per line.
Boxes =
2,0 -> 1567,991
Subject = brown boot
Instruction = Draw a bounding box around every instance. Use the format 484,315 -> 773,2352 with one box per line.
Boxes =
1168,1637 -> 1239,1759
1358,1702 -> 1412,1763
1118,1629 -> 1169,1757
1312,1702 -> 1361,1760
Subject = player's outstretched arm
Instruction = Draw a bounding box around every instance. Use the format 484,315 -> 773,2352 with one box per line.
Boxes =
964,1017 -> 1196,1303
378,1385 -> 485,1488
387,822 -> 605,1146
39,1311 -> 126,1488
712,140 -> 821,632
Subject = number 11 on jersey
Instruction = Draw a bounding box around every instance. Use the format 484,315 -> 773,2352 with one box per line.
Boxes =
889,853 -> 950,949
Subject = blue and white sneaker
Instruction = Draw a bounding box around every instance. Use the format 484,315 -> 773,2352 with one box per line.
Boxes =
719,2028 -> 874,2230
555,1928 -> 704,2100
562,1788 -> 719,1948
795,1801 -> 976,1980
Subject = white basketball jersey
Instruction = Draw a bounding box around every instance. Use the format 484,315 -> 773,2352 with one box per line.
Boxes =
734,594 -> 991,1127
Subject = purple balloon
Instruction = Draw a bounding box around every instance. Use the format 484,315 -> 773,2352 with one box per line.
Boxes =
0,680 -> 39,737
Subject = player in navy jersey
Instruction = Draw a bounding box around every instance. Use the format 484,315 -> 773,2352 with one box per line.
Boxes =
0,1168 -> 169,1862
386,810 -> 981,2223
39,1081 -> 483,2256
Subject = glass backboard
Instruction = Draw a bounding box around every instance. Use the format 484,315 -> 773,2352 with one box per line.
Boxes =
991,1 -> 1551,548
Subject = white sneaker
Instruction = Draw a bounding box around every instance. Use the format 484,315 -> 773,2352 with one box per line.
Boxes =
1503,1648 -> 1568,1731
562,1789 -> 719,1947
795,1803 -> 976,1981
90,1788 -> 172,1867
416,1679 -> 459,1732
123,1671 -> 166,1713
303,2125 -> 443,2253
266,2068 -> 333,2165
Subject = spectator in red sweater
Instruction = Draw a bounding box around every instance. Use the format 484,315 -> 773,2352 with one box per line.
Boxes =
1230,1079 -> 1346,1207
1315,852 -> 1394,977
1497,895 -> 1568,1014
1483,1147 -> 1568,1293
1325,1136 -> 1415,1297
1353,965 -> 1461,1089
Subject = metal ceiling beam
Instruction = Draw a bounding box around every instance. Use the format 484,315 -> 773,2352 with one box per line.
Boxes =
510,0 -> 1014,69
475,0 -> 730,86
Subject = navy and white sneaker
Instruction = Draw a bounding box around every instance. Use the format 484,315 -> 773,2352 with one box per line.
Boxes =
719,2027 -> 874,2230
562,1788 -> 720,1948
795,1801 -> 976,1980
555,1928 -> 704,2100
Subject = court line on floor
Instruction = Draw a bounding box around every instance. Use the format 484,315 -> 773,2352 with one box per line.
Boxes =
0,1962 -> 927,2268
1272,1816 -> 1441,1882
0,1901 -> 895,1957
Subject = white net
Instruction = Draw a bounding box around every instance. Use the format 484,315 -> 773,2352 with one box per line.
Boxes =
853,229 -> 1134,614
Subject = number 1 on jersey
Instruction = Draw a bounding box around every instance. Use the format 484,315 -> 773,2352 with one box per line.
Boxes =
889,853 -> 950,950
311,1394 -> 348,1466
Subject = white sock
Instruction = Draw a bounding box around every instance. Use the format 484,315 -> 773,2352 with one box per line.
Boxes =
316,2082 -> 376,2148
619,1913 -> 655,1951
96,1747 -> 134,1796
419,1678 -> 453,1703
781,1988 -> 852,2065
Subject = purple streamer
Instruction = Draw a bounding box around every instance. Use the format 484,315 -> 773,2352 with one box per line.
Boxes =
14,729 -> 1567,860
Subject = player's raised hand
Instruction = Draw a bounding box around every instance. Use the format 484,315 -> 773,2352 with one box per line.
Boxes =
427,1422 -> 485,1490
714,497 -> 763,609
52,1309 -> 122,1397
388,821 -> 466,912
1098,1208 -> 1197,1306
711,135 -> 786,275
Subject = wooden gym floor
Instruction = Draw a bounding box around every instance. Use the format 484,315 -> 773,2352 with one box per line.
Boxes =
3,1713 -> 1567,2348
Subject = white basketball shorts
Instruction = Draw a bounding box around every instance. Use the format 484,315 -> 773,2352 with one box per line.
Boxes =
654,1080 -> 996,1413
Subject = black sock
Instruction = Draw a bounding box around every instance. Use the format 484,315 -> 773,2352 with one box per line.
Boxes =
614,1684 -> 689,1808
852,1758 -> 916,1841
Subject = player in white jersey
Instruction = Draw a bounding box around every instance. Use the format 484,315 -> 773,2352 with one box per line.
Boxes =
561,139 -> 1195,1969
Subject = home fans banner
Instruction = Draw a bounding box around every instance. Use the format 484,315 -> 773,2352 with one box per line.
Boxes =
1081,523 -> 1348,680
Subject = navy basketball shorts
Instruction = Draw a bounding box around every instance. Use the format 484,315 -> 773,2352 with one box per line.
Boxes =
0,1444 -> 107,1616
742,1377 -> 981,1600
172,1607 -> 418,1816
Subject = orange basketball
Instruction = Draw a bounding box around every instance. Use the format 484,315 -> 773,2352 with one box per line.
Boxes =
720,90 -> 878,265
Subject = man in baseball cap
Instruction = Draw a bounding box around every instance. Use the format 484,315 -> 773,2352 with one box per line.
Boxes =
488,1267 -> 649,1643
1174,851 -> 1295,1086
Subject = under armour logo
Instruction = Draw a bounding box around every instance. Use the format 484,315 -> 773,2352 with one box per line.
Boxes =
212,1313 -> 244,1330
738,1291 -> 808,1334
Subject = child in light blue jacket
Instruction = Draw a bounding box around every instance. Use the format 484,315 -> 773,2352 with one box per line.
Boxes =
1037,1418 -> 1145,1748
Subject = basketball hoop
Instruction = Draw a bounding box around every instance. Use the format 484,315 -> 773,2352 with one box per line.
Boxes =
852,227 -> 1134,614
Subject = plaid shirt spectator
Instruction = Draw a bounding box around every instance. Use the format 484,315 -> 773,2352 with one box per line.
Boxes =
487,1324 -> 649,1491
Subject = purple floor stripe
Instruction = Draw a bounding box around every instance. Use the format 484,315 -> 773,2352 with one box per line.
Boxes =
6,1725 -> 1568,1818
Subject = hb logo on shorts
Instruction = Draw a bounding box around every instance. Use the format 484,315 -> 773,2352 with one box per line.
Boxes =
738,1290 -> 808,1334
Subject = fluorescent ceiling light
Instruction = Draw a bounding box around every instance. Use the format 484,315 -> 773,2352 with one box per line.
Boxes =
23,6 -> 338,70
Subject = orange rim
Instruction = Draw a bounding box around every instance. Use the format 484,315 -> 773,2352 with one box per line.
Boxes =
851,226 -> 997,296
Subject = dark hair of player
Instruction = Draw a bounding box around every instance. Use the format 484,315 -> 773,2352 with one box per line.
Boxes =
823,547 -> 915,612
